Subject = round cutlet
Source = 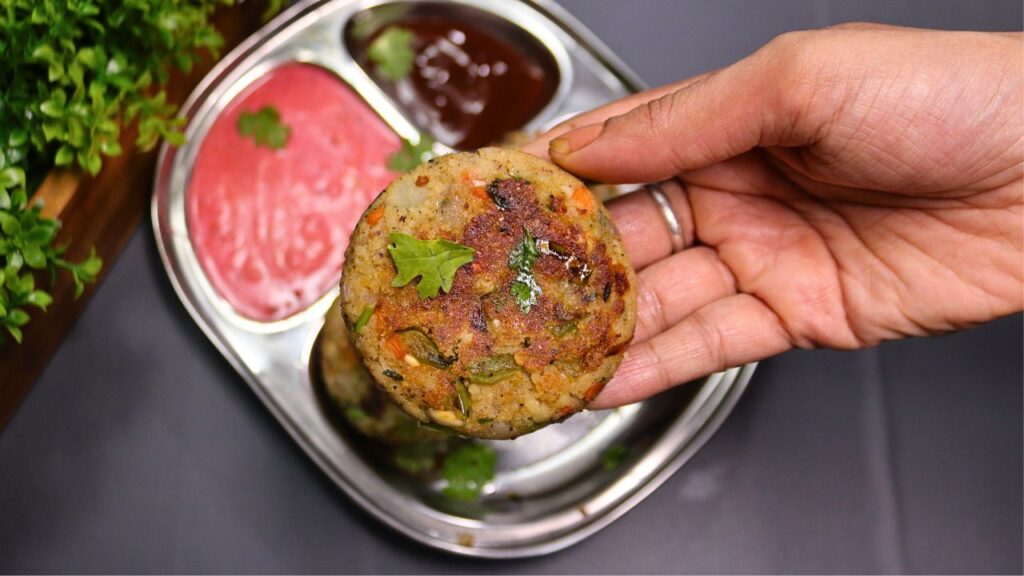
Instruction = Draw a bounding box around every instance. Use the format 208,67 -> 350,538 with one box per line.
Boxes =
340,148 -> 636,439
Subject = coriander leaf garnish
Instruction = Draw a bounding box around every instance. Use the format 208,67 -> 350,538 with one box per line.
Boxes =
508,228 -> 539,270
510,273 -> 541,313
441,443 -> 496,501
388,232 -> 475,299
368,27 -> 416,81
237,106 -> 290,149
508,228 -> 541,313
387,135 -> 435,172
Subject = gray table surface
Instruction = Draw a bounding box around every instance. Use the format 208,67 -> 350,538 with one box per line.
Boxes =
1,1 -> 1021,573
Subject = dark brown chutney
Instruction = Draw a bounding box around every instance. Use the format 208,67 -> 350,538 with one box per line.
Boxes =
352,16 -> 559,150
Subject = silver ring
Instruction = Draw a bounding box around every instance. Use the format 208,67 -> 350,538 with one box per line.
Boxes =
645,182 -> 686,253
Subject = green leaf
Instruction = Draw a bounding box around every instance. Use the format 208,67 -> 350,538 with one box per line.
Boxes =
99,140 -> 122,156
8,131 -> 28,148
39,98 -> 65,118
510,274 -> 541,313
6,251 -> 23,274
387,233 -> 475,299
81,250 -> 102,276
24,222 -> 58,245
42,122 -> 66,142
508,228 -> 539,271
75,47 -> 98,69
26,290 -> 53,311
368,27 -> 416,81
0,168 -> 25,190
236,106 -> 290,149
508,228 -> 542,313
7,309 -> 30,327
30,43 -> 57,63
84,151 -> 102,175
48,62 -> 65,83
5,325 -> 22,344
0,212 -> 22,236
15,273 -> 34,295
67,117 -> 86,147
261,0 -> 285,22
441,443 -> 496,501
55,145 -> 75,166
22,245 -> 46,269
162,130 -> 186,147
67,61 -> 85,88
387,135 -> 435,173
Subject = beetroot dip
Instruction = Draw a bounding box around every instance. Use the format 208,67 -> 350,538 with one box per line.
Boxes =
187,63 -> 400,322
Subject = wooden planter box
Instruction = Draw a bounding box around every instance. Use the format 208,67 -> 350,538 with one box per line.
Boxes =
0,6 -> 269,430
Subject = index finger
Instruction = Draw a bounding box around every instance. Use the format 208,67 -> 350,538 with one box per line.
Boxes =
520,72 -> 715,159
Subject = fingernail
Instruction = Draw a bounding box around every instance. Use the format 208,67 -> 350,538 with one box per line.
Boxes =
549,137 -> 572,155
549,123 -> 603,156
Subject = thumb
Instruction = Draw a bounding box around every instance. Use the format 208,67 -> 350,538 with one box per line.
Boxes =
548,34 -> 823,183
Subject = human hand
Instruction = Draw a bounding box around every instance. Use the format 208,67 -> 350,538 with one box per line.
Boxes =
522,24 -> 1023,408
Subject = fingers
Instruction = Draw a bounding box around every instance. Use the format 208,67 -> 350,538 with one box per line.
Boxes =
632,247 -> 737,344
545,37 -> 824,183
519,73 -> 714,159
603,179 -> 693,270
591,293 -> 792,409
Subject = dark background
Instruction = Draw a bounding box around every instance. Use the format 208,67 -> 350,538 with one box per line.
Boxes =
1,1 -> 1021,573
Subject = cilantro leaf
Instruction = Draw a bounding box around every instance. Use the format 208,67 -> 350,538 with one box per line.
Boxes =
508,228 -> 542,313
387,233 -> 475,299
237,106 -> 290,149
441,443 -> 496,501
508,228 -> 539,271
368,27 -> 416,81
388,135 -> 435,172
510,273 -> 541,313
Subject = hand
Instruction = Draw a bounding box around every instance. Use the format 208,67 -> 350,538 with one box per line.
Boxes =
522,24 -> 1023,408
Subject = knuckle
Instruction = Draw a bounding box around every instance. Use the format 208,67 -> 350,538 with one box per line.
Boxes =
690,309 -> 728,373
636,280 -> 669,338
640,341 -> 674,391
760,32 -> 832,143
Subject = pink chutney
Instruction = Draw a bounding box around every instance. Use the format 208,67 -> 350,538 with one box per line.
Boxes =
187,64 -> 400,321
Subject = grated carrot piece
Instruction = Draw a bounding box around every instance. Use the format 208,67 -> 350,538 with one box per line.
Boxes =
385,333 -> 406,357
572,186 -> 594,213
366,206 -> 385,226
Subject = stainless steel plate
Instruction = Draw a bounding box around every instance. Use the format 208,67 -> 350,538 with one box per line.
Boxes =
152,0 -> 754,558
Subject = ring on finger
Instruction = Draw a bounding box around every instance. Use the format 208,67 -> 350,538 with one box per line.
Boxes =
644,181 -> 686,254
